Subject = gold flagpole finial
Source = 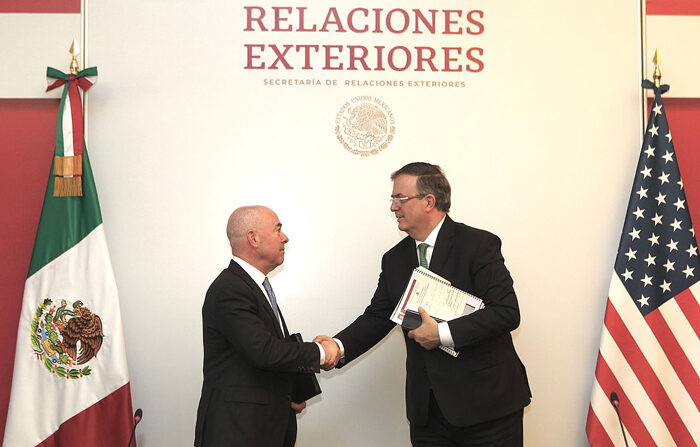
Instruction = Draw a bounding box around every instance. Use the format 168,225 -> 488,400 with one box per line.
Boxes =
69,38 -> 80,75
652,48 -> 662,88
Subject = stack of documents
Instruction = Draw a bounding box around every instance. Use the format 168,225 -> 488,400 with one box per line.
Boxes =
390,267 -> 485,357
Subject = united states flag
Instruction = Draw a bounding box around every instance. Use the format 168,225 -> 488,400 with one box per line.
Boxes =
586,81 -> 700,447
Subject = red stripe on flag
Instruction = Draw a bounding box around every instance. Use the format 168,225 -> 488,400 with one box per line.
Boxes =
645,307 -> 700,411
604,301 -> 694,446
593,352 -> 656,446
675,288 -> 700,339
585,405 -> 615,447
67,76 -> 83,158
0,0 -> 79,13
37,383 -> 135,447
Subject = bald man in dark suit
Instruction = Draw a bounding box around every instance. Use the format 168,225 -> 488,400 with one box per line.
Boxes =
195,206 -> 338,447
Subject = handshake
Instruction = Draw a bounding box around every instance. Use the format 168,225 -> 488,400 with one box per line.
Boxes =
314,335 -> 342,371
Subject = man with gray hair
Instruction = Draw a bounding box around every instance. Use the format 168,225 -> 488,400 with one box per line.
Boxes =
318,162 -> 531,446
195,206 -> 338,447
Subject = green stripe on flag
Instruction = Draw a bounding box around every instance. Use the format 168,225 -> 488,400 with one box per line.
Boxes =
28,147 -> 103,277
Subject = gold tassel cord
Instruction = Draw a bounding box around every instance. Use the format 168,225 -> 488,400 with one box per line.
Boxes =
53,155 -> 83,177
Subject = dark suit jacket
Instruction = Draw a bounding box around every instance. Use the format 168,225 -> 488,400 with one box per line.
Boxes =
335,215 -> 531,427
194,260 -> 320,447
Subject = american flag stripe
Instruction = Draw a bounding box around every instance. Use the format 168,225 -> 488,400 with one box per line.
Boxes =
612,275 -> 700,425
598,320 -> 675,445
676,286 -> 700,337
656,301 -> 700,390
659,292 -> 700,374
592,354 -> 649,446
609,280 -> 699,444
586,404 -> 616,447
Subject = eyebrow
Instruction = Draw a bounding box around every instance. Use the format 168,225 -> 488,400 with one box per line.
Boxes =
391,193 -> 407,198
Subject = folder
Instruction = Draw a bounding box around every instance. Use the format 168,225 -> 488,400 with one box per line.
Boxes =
290,333 -> 322,402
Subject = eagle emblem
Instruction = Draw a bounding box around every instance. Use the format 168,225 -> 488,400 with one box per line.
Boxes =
30,298 -> 103,379
335,96 -> 395,156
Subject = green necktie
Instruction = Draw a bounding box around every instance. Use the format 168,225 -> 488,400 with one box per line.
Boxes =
417,243 -> 429,268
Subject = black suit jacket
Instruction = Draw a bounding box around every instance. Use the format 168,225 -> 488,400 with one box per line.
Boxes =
335,216 -> 531,426
194,260 -> 320,447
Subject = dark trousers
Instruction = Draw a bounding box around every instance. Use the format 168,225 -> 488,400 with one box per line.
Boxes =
283,411 -> 297,447
410,393 -> 523,447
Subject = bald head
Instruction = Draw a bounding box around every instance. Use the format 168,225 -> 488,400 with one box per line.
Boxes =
227,206 -> 289,275
227,206 -> 268,254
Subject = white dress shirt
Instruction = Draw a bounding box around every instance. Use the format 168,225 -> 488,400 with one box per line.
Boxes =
413,216 -> 456,347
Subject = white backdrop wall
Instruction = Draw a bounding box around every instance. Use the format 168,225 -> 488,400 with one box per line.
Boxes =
83,0 -> 643,445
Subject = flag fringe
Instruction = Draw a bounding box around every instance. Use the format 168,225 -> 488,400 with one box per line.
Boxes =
54,177 -> 83,197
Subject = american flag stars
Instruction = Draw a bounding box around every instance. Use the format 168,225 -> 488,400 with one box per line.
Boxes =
613,99 -> 700,315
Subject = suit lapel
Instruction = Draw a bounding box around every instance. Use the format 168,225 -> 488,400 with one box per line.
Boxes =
401,236 -> 419,271
429,215 -> 455,277
278,309 -> 290,338
228,260 -> 285,339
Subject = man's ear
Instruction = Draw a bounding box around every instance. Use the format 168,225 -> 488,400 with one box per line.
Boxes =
247,230 -> 258,247
424,194 -> 436,211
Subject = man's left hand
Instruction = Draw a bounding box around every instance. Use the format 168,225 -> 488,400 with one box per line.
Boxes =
407,307 -> 440,350
291,401 -> 306,414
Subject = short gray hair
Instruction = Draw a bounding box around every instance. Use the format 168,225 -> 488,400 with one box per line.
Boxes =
391,162 -> 451,212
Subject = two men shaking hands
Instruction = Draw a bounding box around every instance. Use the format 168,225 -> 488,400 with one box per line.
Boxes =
195,162 -> 531,447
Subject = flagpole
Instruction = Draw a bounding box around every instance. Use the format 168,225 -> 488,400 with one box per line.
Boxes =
81,0 -> 89,145
652,49 -> 662,87
639,0 -> 647,129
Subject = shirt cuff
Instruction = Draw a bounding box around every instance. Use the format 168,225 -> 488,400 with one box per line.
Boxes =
333,338 -> 346,359
438,322 -> 455,347
315,342 -> 325,365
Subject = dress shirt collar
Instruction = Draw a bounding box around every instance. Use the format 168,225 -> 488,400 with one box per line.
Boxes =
415,215 -> 446,247
232,256 -> 285,332
232,255 -> 267,288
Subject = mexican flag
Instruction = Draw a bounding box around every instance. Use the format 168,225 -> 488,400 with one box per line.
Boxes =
2,68 -> 135,446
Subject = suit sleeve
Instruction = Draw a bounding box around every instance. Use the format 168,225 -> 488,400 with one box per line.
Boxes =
448,232 -> 521,349
334,253 -> 397,365
207,279 -> 320,373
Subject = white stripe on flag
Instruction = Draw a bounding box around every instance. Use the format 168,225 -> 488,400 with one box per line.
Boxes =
590,379 -> 637,447
691,282 -> 700,307
599,322 -> 674,446
609,275 -> 700,443
62,91 -> 74,156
